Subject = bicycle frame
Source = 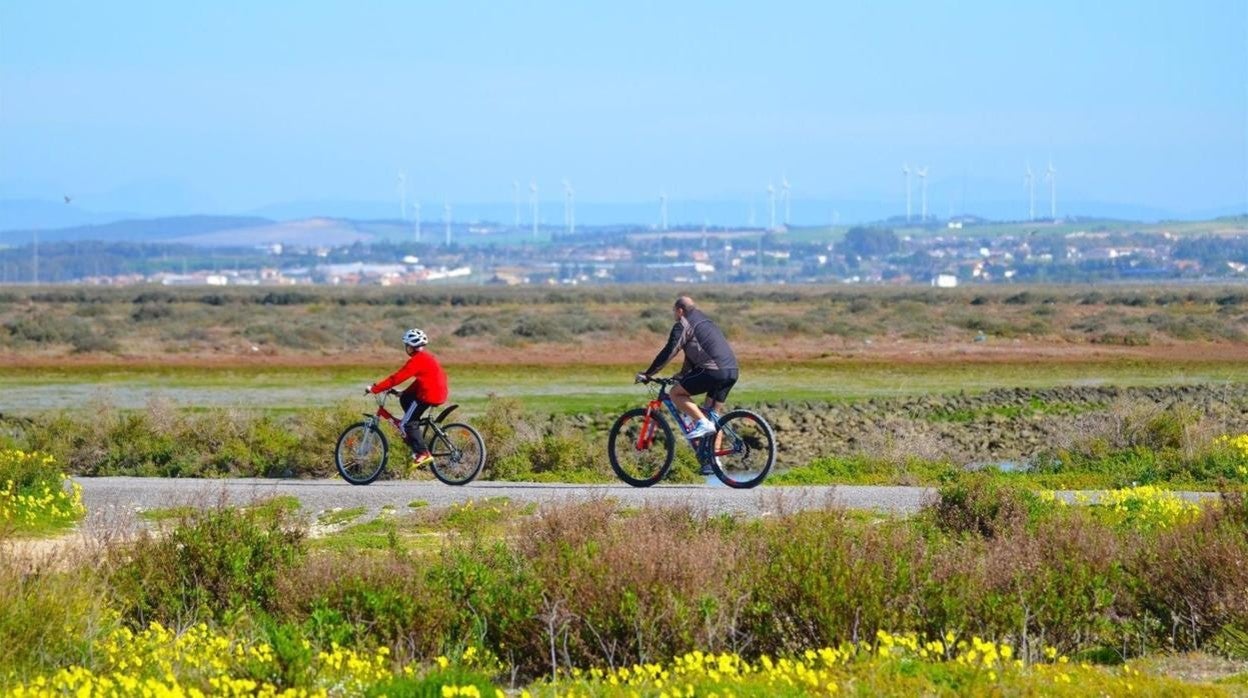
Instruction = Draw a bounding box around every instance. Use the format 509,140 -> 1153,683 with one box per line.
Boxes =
635,380 -> 726,462
366,390 -> 450,444
369,400 -> 404,434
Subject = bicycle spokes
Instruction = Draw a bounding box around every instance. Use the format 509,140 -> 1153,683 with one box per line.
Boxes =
428,423 -> 485,486
353,430 -> 376,458
709,410 -> 775,489
335,423 -> 389,486
608,408 -> 675,487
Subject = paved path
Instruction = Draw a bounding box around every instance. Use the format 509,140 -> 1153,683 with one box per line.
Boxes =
72,477 -> 1222,533
74,477 -> 927,530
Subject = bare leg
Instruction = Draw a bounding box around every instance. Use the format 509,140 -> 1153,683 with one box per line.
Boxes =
704,398 -> 726,452
669,383 -> 707,426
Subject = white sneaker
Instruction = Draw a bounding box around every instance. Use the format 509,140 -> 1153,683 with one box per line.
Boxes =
687,419 -> 716,439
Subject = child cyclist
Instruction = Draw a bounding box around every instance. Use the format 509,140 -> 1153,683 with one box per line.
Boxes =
365,328 -> 448,468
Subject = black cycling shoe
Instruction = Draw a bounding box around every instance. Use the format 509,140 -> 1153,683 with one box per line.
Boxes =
698,462 -> 714,477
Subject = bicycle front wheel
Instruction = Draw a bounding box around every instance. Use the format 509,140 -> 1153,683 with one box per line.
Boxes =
709,410 -> 776,489
429,422 -> 486,485
335,422 -> 389,485
607,407 -> 675,487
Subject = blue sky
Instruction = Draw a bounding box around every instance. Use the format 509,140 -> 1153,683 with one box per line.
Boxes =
1,0 -> 1245,224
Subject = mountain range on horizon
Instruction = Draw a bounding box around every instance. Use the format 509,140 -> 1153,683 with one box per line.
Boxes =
2,194 -> 1243,240
3,209 -> 1247,254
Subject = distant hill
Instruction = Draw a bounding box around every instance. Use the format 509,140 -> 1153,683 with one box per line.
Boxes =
0,198 -> 136,231
2,215 -> 275,244
170,218 -> 375,247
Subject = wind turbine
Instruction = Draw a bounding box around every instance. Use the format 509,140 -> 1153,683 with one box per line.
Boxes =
397,172 -> 407,220
529,180 -> 539,241
1044,162 -> 1057,220
443,201 -> 452,246
414,201 -> 422,242
767,182 -> 776,230
562,179 -> 575,236
512,180 -> 520,229
659,192 -> 668,231
902,164 -> 912,223
781,175 -> 792,226
916,167 -> 929,222
1024,163 -> 1035,222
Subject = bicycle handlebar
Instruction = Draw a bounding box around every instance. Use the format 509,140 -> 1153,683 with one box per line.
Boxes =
365,388 -> 403,405
636,375 -> 678,387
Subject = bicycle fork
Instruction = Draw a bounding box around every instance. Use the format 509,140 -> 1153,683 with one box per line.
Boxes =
355,417 -> 380,457
635,403 -> 661,450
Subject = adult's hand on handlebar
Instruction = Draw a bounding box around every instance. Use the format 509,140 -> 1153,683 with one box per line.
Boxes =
634,373 -> 649,384
363,385 -> 373,396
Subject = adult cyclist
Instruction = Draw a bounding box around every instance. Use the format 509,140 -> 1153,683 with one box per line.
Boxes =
366,328 -> 448,468
636,296 -> 739,474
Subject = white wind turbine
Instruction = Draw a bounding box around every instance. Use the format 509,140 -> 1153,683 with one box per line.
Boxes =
781,175 -> 792,226
916,167 -> 929,222
513,180 -> 520,229
1044,162 -> 1057,220
902,164 -> 912,223
1024,163 -> 1035,222
767,182 -> 777,230
659,192 -> 668,231
397,171 -> 407,220
529,180 -> 539,241
562,179 -> 575,236
443,201 -> 452,246
413,201 -> 422,242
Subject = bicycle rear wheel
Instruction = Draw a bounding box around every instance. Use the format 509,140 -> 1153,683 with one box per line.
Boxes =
709,410 -> 775,489
429,422 -> 486,485
335,422 -> 389,485
607,407 -> 675,487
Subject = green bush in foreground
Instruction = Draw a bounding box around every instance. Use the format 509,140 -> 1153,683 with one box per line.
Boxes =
0,449 -> 84,534
0,553 -> 113,681
4,490 -> 1248,691
110,502 -> 306,626
85,489 -> 1248,680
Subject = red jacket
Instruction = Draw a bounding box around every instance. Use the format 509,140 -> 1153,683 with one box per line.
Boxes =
370,350 -> 448,404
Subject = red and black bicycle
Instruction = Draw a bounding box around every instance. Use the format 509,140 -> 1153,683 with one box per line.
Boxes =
607,376 -> 776,489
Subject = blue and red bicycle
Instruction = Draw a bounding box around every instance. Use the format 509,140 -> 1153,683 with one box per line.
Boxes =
607,376 -> 776,489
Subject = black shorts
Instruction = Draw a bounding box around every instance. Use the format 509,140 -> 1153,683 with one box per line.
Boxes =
678,367 -> 738,403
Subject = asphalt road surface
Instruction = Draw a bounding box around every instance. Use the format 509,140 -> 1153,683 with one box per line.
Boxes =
74,477 -> 924,530
73,477 -> 1220,533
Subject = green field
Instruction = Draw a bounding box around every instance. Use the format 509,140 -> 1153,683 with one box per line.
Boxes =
3,359 -> 1245,416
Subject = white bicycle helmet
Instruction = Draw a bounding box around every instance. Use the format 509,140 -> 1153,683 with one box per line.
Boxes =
402,328 -> 428,348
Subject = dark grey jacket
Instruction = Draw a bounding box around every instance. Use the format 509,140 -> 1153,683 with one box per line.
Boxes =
645,308 -> 738,376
